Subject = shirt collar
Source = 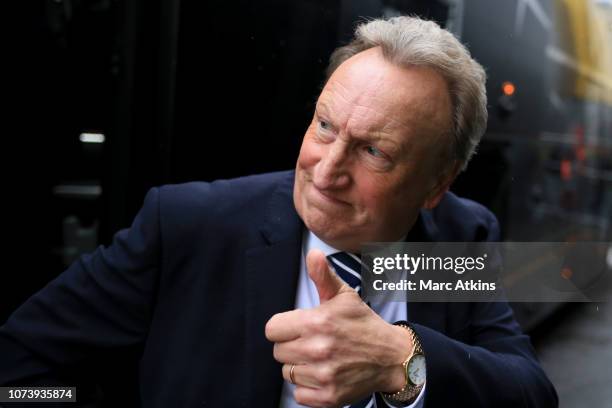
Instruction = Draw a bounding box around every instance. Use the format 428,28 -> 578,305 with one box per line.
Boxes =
303,230 -> 407,256
304,230 -> 339,257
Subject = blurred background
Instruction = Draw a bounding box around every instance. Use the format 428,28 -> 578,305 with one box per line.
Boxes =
3,0 -> 612,406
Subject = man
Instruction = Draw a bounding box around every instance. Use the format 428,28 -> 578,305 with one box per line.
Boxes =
0,16 -> 557,407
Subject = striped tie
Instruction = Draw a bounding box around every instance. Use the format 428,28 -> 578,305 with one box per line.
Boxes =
326,252 -> 364,295
326,252 -> 386,408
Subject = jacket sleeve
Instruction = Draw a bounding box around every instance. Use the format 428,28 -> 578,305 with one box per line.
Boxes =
0,187 -> 161,393
414,301 -> 558,407
416,210 -> 558,407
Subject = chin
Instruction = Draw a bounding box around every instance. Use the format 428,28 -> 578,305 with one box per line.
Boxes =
305,216 -> 360,250
303,213 -> 337,238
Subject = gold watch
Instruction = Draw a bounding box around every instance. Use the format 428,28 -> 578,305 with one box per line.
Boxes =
382,323 -> 426,404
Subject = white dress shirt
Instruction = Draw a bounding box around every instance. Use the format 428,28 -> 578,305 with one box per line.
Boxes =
279,230 -> 426,408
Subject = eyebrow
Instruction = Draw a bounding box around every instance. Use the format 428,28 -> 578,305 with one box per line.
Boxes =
315,101 -> 403,153
367,133 -> 402,155
315,101 -> 331,115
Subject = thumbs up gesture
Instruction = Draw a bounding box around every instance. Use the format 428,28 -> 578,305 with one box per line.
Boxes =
306,249 -> 354,302
265,249 -> 411,407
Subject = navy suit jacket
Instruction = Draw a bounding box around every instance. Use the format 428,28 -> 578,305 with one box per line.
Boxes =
0,170 -> 557,407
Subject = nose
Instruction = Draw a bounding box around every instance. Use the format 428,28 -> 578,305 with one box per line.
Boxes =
312,141 -> 350,190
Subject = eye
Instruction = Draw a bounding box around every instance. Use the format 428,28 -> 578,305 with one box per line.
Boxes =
365,145 -> 385,158
316,119 -> 335,142
319,120 -> 331,131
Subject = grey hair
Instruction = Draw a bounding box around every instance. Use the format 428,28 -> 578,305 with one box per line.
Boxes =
326,16 -> 487,171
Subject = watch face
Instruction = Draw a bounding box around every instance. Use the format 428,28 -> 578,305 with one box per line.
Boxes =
407,354 -> 426,386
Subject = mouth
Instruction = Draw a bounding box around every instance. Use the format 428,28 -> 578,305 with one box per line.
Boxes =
311,185 -> 349,206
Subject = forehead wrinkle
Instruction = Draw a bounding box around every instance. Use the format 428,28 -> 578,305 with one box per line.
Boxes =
327,78 -> 397,131
350,77 -> 423,135
317,80 -> 353,120
346,103 -> 397,137
318,59 -> 452,155
318,85 -> 412,156
347,96 -> 422,151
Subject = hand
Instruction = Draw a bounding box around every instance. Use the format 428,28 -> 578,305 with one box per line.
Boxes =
265,249 -> 412,407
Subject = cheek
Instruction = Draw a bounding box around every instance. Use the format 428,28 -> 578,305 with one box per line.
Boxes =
354,176 -> 391,211
356,172 -> 417,214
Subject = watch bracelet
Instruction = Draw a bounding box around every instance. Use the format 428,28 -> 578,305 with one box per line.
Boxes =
381,323 -> 424,403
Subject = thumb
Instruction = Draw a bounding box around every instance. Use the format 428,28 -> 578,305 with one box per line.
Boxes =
307,249 -> 349,303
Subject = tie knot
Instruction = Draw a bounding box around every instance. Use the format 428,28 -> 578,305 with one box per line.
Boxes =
326,252 -> 363,292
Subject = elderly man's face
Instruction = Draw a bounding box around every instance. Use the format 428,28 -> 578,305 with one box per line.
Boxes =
293,47 -> 455,252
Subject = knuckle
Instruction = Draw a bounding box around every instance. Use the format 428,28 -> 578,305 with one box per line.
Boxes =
309,339 -> 332,360
317,365 -> 337,385
293,389 -> 307,406
320,388 -> 339,407
306,310 -> 333,333
318,310 -> 334,327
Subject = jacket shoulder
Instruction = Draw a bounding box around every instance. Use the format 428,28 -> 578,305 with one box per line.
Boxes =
151,170 -> 294,239
429,191 -> 500,242
158,170 -> 292,213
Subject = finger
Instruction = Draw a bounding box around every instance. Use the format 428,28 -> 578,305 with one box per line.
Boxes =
281,363 -> 320,388
273,339 -> 306,364
307,249 -> 348,303
265,309 -> 306,342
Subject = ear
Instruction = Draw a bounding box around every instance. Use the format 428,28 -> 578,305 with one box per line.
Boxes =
423,161 -> 462,210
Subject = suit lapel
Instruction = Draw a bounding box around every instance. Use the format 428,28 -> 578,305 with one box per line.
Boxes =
245,172 -> 303,408
405,209 -> 448,333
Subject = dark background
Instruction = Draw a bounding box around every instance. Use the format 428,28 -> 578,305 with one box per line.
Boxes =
5,0 -> 612,331
3,0 -> 611,405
